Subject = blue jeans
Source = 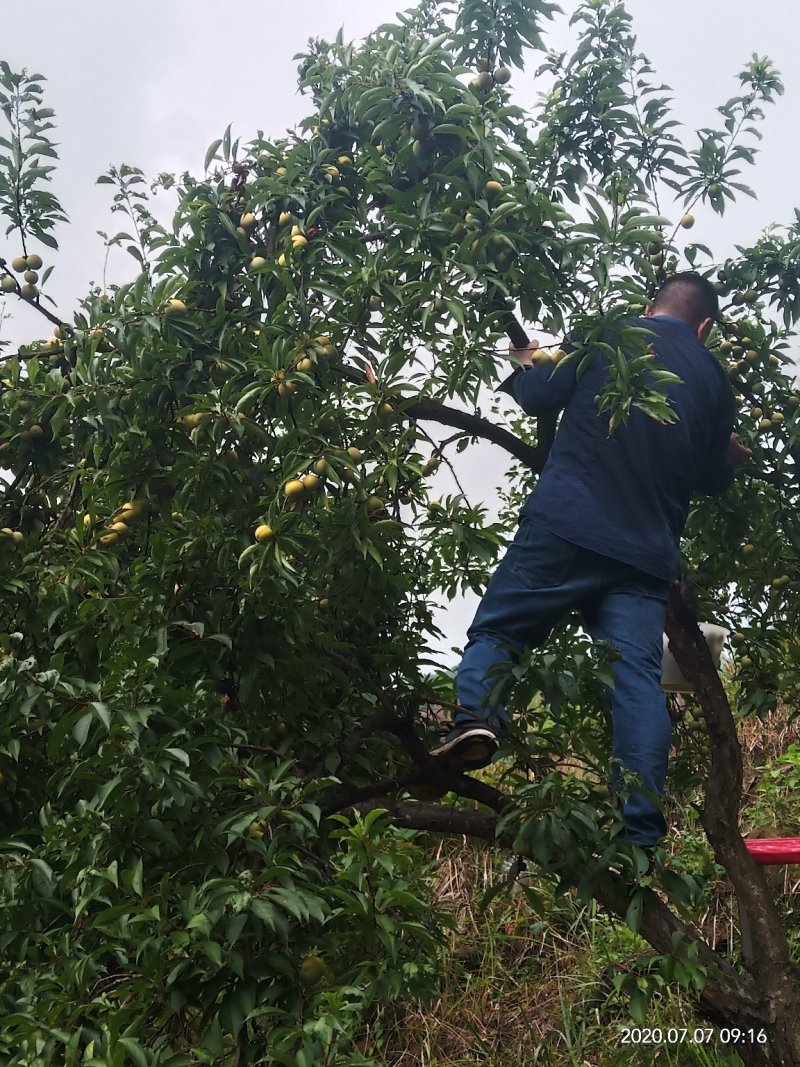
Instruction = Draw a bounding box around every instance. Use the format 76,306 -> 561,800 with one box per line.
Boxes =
456,516 -> 672,848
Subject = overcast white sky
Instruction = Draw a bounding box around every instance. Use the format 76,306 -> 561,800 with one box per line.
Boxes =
2,0 -> 799,664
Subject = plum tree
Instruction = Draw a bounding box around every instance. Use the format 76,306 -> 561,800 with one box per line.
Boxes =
1,4 -> 800,1064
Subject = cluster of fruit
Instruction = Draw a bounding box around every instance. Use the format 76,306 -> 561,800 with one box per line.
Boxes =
251,445 -> 391,544
1,253 -> 44,299
468,66 -> 512,92
84,498 -> 149,546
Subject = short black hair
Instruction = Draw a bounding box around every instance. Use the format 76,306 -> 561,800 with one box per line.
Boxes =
652,272 -> 719,328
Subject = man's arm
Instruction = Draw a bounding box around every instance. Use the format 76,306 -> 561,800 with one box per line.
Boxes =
694,382 -> 751,494
496,341 -> 580,416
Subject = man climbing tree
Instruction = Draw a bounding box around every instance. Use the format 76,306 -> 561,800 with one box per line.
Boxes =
433,273 -> 752,850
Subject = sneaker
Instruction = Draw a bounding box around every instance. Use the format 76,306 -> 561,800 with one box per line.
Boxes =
430,722 -> 500,770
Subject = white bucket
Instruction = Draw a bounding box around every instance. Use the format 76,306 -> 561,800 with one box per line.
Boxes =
661,623 -> 729,693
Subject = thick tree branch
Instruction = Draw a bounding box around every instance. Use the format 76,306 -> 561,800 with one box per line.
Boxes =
334,362 -> 545,470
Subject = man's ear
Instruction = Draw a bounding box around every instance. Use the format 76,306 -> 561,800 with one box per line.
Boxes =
696,317 -> 713,342
644,305 -> 655,318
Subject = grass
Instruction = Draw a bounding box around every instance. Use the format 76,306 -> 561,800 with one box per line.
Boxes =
359,702 -> 800,1066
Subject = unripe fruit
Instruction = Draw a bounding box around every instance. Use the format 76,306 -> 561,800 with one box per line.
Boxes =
20,284 -> 37,300
249,256 -> 267,270
470,71 -> 493,91
239,212 -> 257,230
296,357 -> 314,373
255,524 -> 274,543
742,544 -> 756,556
313,457 -> 328,477
759,418 -> 772,431
284,479 -> 306,500
25,254 -> 43,270
23,270 -> 38,284
1,275 -> 16,292
178,412 -> 210,429
11,257 -> 26,272
377,401 -> 396,425
680,213 -> 695,229
366,495 -> 386,514
346,446 -> 362,462
337,155 -> 353,166
298,954 -> 326,987
301,473 -> 321,493
493,66 -> 512,85
277,381 -> 297,399
484,180 -> 503,198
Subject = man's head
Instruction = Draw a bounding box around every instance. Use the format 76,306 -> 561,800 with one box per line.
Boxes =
646,272 -> 719,342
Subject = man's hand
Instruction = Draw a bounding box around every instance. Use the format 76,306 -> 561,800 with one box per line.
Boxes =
509,339 -> 539,367
729,433 -> 752,470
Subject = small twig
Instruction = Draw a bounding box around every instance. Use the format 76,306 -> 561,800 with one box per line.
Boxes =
48,474 -> 81,533
233,742 -> 283,759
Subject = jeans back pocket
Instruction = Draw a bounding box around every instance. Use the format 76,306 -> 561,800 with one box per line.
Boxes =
508,518 -> 578,590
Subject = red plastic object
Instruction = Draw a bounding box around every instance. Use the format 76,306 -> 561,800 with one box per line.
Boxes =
744,838 -> 800,865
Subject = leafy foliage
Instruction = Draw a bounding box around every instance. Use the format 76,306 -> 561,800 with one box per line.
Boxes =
1,0 -> 800,1061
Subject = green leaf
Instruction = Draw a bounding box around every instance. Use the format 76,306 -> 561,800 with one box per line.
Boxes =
204,138 -> 223,170
118,1038 -> 149,1067
625,890 -> 644,933
30,857 -> 54,897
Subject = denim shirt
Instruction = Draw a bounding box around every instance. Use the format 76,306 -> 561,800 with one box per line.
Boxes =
497,315 -> 736,581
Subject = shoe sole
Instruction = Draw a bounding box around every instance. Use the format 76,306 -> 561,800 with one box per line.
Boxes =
430,728 -> 499,770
